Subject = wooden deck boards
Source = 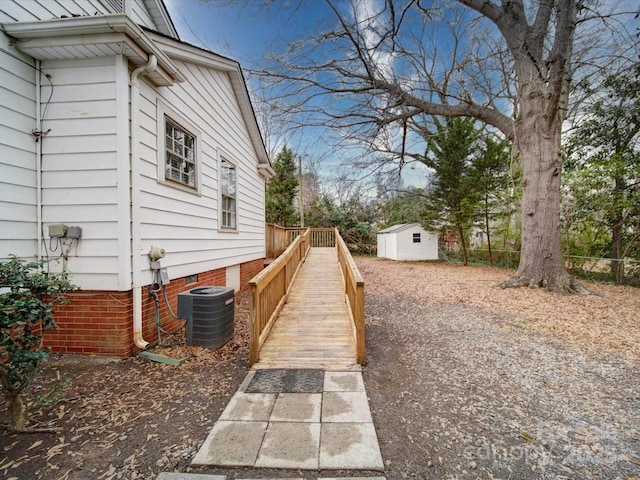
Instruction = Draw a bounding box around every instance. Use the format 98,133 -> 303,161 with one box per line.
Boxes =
256,248 -> 358,371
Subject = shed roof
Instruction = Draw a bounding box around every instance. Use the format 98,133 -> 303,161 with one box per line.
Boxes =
377,223 -> 423,234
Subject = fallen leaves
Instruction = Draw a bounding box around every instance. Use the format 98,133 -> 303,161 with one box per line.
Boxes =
0,290 -> 252,479
357,258 -> 640,359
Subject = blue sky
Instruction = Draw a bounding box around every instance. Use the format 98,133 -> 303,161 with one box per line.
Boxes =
165,1 -> 333,65
162,0 -> 640,196
165,1 -> 365,183
164,0 -> 430,191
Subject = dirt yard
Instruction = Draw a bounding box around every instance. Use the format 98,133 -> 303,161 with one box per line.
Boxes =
358,258 -> 640,480
1,258 -> 639,479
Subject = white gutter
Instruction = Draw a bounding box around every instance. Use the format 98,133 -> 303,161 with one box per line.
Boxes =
35,60 -> 42,262
130,54 -> 157,350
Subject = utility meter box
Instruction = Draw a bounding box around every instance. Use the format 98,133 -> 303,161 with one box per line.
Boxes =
177,286 -> 234,349
48,224 -> 67,238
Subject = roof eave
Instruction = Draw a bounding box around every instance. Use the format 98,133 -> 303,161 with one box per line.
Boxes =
147,32 -> 270,166
1,14 -> 185,86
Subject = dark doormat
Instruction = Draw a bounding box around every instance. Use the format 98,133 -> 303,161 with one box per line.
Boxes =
246,369 -> 324,393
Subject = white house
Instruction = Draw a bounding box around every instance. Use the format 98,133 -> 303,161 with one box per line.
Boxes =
377,223 -> 439,261
0,0 -> 274,356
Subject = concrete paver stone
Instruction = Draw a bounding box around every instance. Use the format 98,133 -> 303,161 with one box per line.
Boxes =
319,422 -> 384,470
191,421 -> 267,466
190,370 -> 384,472
270,393 -> 322,422
237,370 -> 256,392
255,422 -> 321,469
321,391 -> 373,423
324,372 -> 365,392
218,392 -> 276,421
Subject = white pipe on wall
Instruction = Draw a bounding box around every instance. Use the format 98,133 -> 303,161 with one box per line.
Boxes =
130,55 -> 157,350
35,60 -> 42,262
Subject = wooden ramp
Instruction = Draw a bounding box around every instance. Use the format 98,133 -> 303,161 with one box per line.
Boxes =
256,248 -> 358,370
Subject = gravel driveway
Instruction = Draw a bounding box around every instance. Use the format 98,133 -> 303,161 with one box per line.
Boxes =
358,257 -> 640,480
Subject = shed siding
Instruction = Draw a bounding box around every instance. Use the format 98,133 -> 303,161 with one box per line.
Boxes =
39,56 -> 121,290
0,32 -> 37,259
136,58 -> 266,281
396,226 -> 438,261
377,224 -> 438,261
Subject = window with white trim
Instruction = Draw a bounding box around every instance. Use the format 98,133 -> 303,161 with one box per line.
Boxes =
413,233 -> 421,243
164,117 -> 196,188
220,159 -> 236,229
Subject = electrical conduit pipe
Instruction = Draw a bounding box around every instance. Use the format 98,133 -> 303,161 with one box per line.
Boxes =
130,55 -> 157,349
36,60 -> 43,263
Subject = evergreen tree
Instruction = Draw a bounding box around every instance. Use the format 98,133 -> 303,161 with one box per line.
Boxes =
265,146 -> 299,226
378,189 -> 427,229
473,136 -> 512,266
421,117 -> 479,265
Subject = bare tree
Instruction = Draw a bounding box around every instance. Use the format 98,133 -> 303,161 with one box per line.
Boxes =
251,0 -> 637,293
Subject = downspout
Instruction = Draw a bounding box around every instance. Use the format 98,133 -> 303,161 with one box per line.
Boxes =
130,55 -> 157,349
36,60 -> 42,262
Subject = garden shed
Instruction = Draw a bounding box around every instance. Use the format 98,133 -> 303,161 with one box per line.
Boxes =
377,223 -> 438,261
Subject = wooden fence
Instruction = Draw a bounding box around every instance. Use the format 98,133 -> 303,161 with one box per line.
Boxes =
249,228 -> 311,364
265,223 -> 289,258
267,226 -> 336,250
335,228 -> 366,364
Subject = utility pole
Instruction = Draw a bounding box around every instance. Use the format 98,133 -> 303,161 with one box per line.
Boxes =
298,155 -> 304,227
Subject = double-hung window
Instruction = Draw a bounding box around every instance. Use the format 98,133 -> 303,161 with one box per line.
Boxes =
165,117 -> 196,188
220,159 -> 236,229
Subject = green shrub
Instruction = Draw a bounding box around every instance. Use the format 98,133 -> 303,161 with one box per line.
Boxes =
0,257 -> 77,429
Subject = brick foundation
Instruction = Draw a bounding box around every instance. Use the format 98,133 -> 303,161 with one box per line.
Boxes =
45,259 -> 263,357
240,257 -> 265,290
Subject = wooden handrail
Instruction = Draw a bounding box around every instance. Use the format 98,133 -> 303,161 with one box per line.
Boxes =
309,228 -> 335,247
335,228 -> 366,364
249,228 -> 311,364
266,225 -> 337,256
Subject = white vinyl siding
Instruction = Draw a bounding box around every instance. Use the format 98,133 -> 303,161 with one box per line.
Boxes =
0,0 -> 116,22
0,31 -> 37,260
137,49 -> 266,281
0,0 -> 170,33
39,56 -> 122,289
130,0 -> 156,29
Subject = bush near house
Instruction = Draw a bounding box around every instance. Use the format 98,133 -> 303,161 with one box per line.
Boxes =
0,257 -> 77,429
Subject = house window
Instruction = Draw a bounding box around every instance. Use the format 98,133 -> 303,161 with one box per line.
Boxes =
413,233 -> 421,243
220,159 -> 236,229
165,117 -> 196,188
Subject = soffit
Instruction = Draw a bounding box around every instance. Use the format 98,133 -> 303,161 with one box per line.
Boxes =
2,14 -> 183,86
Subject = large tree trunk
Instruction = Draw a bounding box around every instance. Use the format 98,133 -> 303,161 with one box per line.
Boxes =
500,77 -> 590,294
458,225 -> 468,266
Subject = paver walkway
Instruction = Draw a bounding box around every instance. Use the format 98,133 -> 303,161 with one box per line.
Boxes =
190,369 -> 384,472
